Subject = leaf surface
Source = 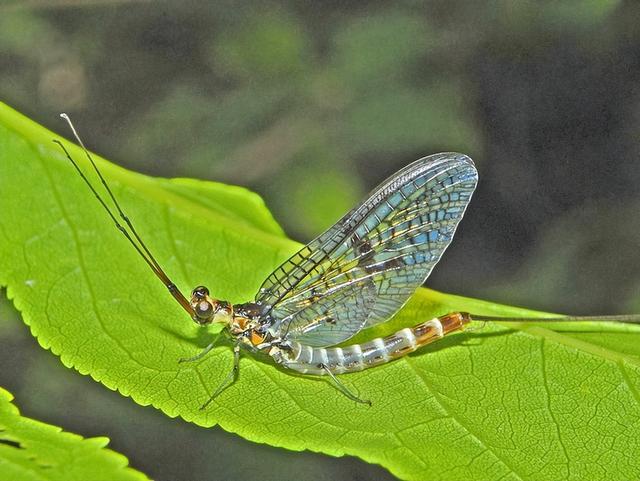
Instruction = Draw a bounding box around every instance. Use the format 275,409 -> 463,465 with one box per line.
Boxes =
0,387 -> 147,481
1,102 -> 639,480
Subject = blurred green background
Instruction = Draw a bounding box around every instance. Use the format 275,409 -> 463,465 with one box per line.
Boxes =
1,1 -> 639,480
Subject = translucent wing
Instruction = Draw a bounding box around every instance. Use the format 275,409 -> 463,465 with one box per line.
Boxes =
257,153 -> 478,347
276,271 -> 377,346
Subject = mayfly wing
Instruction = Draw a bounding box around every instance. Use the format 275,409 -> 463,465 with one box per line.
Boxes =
256,153 -> 478,347
275,274 -> 378,346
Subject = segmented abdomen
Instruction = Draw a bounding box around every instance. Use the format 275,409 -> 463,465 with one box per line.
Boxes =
280,312 -> 470,375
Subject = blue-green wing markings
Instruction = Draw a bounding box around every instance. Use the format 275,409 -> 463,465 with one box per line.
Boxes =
257,153 -> 478,347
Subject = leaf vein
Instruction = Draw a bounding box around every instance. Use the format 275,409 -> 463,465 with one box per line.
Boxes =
539,338 -> 570,477
403,357 -> 526,481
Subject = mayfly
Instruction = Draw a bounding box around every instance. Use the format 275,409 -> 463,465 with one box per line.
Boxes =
54,114 -> 640,408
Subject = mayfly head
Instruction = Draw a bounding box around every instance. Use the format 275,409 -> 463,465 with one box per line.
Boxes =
189,285 -> 233,326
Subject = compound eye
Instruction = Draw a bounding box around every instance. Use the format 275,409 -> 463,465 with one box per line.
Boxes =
195,300 -> 213,318
192,286 -> 209,299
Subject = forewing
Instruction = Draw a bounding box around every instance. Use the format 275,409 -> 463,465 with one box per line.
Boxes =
257,153 -> 478,347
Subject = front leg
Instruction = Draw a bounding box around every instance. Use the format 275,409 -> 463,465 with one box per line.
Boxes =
178,332 -> 223,363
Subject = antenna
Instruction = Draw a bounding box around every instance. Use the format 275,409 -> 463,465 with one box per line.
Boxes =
53,114 -> 196,320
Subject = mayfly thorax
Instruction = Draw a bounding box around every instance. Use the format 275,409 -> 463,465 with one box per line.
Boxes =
54,114 -> 640,409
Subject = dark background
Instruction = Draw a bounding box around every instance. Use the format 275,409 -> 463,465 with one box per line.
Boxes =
1,1 -> 639,480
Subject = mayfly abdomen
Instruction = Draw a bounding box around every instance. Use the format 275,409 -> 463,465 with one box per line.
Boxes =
281,312 -> 471,375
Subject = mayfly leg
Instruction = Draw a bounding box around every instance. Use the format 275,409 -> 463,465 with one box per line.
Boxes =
319,364 -> 371,406
53,114 -> 195,319
178,332 -> 224,363
200,343 -> 241,410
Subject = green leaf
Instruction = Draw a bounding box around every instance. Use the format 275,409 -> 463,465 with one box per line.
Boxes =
0,386 -> 148,481
1,101 -> 640,481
